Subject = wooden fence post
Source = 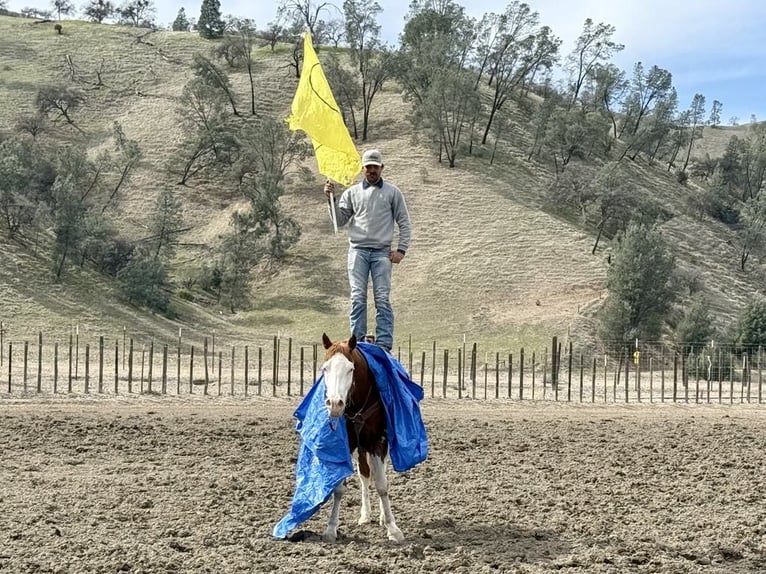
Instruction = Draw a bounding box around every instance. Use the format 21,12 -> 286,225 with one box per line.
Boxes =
148,340 -> 154,393
23,340 -> 28,392
139,344 -> 145,393
591,357 -> 596,403
84,344 -> 90,394
230,346 -> 235,396
299,347 -> 304,396
203,337 -> 209,396
442,349 -> 448,399
7,342 -> 11,393
567,341 -> 573,402
162,344 -> 168,394
258,346 -> 263,396
471,342 -> 477,399
68,334 -> 73,393
519,348 -> 524,400
37,332 -> 43,393
54,341 -> 59,394
128,343 -> 136,392
114,341 -> 118,394
98,336 -> 104,394
431,341 -> 436,399
421,351 -> 426,389
272,336 -> 278,397
457,348 -> 462,399
672,352 -> 678,403
245,346 -> 250,397
287,338 -> 292,397
313,344 -> 317,384
218,351 -> 222,396
495,352 -> 500,399
508,353 -> 513,399
188,345 -> 194,394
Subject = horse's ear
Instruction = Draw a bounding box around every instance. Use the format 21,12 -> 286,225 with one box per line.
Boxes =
322,332 -> 332,349
348,334 -> 357,350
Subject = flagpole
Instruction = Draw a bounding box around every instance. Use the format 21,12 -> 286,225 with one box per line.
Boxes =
328,188 -> 338,234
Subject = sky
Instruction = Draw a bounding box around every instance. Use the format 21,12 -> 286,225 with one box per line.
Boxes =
7,0 -> 766,122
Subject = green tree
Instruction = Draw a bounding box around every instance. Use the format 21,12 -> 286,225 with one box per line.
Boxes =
117,250 -> 170,311
0,137 -> 54,238
215,18 -> 258,115
566,18 -> 624,107
738,297 -> 766,348
343,0 -> 390,141
83,0 -> 114,22
192,53 -> 239,115
147,188 -> 184,260
323,52 -> 362,138
50,175 -> 88,278
709,100 -> 723,127
681,93 -> 706,172
586,64 -> 626,137
171,6 -> 189,30
198,0 -> 224,39
676,294 -> 714,347
598,222 -> 677,344
117,0 -> 154,26
396,0 -> 475,106
51,0 -> 74,19
737,192 -> 766,271
420,68 -> 481,168
172,79 -> 238,185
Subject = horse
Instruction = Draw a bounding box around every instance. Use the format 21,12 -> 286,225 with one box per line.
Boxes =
320,332 -> 405,543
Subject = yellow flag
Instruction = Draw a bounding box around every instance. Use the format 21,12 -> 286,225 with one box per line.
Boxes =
287,32 -> 361,186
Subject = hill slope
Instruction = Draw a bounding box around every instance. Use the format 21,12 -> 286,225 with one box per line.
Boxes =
0,16 -> 760,352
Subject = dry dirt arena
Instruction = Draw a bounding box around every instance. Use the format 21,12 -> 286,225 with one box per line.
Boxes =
1,397 -> 765,574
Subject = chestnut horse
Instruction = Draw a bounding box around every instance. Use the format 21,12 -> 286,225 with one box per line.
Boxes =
320,332 -> 404,543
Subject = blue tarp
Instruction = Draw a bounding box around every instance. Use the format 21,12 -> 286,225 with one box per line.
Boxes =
272,343 -> 428,539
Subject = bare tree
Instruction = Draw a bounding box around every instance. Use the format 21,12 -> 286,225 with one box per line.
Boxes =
36,85 -> 84,127
278,0 -> 333,46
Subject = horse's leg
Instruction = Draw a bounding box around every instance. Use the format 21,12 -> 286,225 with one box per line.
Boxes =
369,454 -> 404,542
323,481 -> 346,543
357,450 -> 373,525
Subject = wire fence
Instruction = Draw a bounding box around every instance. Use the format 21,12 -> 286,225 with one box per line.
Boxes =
0,324 -> 763,405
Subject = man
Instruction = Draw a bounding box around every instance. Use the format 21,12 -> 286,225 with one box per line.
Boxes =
323,149 -> 411,352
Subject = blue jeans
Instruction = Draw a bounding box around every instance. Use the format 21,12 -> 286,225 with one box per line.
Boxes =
348,247 -> 393,350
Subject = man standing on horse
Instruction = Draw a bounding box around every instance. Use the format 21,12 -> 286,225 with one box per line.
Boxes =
323,149 -> 411,352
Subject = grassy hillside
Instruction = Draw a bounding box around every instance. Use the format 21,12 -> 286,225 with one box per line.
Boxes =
0,15 -> 760,353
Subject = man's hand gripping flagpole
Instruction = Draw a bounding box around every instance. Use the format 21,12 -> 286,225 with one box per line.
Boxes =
286,31 -> 360,235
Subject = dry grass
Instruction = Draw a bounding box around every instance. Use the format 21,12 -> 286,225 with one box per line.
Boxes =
1,15 -> 764,354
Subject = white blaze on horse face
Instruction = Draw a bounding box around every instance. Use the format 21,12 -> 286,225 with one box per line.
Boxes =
323,353 -> 354,418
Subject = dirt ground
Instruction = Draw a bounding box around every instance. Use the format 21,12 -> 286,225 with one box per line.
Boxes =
1,397 -> 765,574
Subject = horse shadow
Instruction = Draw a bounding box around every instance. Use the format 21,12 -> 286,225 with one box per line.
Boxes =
285,518 -> 569,568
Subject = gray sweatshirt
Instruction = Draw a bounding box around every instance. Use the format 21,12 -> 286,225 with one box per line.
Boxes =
330,179 -> 412,253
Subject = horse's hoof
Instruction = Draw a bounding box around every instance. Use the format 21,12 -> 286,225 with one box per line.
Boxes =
322,530 -> 338,543
358,514 -> 372,525
387,526 -> 404,543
